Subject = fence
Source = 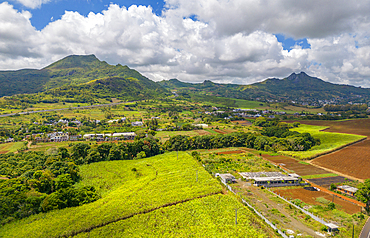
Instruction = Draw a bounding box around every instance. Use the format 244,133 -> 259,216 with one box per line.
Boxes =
220,180 -> 289,238
267,188 -> 329,227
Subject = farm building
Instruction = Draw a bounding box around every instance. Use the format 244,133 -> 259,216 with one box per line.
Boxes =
131,121 -> 143,127
326,223 -> 339,233
107,132 -> 136,140
215,173 -> 236,184
239,172 -> 302,187
337,185 -> 358,196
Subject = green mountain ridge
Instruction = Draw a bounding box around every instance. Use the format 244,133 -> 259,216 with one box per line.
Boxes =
159,72 -> 370,104
0,55 -> 169,103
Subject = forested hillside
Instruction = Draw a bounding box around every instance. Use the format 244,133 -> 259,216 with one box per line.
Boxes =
0,55 -> 169,99
159,72 -> 370,104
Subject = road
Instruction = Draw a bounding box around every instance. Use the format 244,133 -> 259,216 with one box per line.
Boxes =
0,101 -> 134,118
360,217 -> 370,238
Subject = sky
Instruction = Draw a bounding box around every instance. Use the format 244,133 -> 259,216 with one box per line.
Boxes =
1,0 -> 370,87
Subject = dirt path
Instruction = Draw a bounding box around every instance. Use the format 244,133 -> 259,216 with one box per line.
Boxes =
238,181 -> 318,237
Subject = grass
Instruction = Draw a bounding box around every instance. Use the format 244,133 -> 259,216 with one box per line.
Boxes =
73,194 -> 271,238
0,142 -> 25,153
28,141 -> 94,152
301,173 -> 338,179
0,152 -> 222,238
155,131 -> 200,142
280,124 -> 366,159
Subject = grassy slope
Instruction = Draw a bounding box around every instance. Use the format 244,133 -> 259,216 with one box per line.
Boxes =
0,152 -> 222,238
0,142 -> 24,153
74,194 -> 269,238
280,124 -> 366,159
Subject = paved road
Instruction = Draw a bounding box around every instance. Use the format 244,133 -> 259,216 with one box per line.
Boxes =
0,101 -> 134,118
360,217 -> 370,238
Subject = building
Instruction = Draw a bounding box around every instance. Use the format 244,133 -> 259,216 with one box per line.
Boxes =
193,124 -> 208,128
49,132 -> 69,142
215,173 -> 236,184
131,121 -> 143,127
239,172 -> 302,187
107,132 -> 136,140
337,185 -> 358,197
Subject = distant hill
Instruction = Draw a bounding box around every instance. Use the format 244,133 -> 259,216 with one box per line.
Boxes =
159,72 -> 370,105
0,55 -> 169,102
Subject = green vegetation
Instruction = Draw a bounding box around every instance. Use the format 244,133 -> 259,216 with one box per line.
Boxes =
0,152 -> 222,238
301,173 -> 339,179
195,151 -> 281,176
0,142 -> 25,153
159,72 -> 370,106
74,194 -> 270,238
356,179 -> 370,213
280,124 -> 366,159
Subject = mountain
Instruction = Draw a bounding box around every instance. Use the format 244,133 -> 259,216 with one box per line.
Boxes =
159,72 -> 370,105
0,55 -> 167,98
0,55 -> 169,102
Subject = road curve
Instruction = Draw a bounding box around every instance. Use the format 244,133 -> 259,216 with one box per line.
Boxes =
360,217 -> 370,238
0,101 -> 135,118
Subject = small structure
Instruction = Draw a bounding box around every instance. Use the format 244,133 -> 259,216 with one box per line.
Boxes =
131,121 -> 143,127
337,185 -> 358,197
239,172 -> 302,187
215,173 -> 236,184
193,123 -> 208,128
326,223 -> 339,233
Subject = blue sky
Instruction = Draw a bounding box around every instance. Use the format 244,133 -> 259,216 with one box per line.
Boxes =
1,0 -> 370,87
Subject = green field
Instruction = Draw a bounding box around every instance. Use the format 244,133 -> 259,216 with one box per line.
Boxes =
0,152 -> 223,238
280,124 -> 366,159
155,130 -> 201,142
74,194 -> 270,238
301,173 -> 338,179
0,142 -> 25,153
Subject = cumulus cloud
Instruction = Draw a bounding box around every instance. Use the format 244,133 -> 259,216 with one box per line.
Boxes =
0,1 -> 370,87
13,0 -> 52,9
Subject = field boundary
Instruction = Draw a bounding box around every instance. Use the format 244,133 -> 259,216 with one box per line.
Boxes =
304,136 -> 367,160
302,178 -> 365,208
58,191 -> 222,238
220,180 -> 288,238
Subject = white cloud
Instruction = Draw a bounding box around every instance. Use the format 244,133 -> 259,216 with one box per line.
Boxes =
13,0 -> 52,9
1,1 -> 370,87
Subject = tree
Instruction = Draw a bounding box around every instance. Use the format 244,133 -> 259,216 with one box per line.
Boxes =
356,179 -> 370,213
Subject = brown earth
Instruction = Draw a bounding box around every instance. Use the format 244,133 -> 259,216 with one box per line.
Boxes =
217,150 -> 245,155
274,187 -> 362,214
213,129 -> 227,134
264,155 -> 328,176
289,119 -> 370,180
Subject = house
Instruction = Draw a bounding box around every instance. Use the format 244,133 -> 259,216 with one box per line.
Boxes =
49,132 -> 69,142
108,132 -> 136,140
193,124 -> 208,128
131,121 -> 143,127
337,185 -> 358,197
69,135 -> 82,141
83,134 -> 105,141
215,173 -> 236,184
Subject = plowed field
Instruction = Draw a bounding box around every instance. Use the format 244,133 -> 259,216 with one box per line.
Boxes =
307,176 -> 351,188
274,187 -> 361,214
290,119 -> 370,180
264,155 -> 328,176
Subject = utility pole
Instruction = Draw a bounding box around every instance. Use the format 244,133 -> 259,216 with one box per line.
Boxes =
196,170 -> 198,182
352,224 -> 354,238
235,208 -> 238,225
177,150 -> 178,160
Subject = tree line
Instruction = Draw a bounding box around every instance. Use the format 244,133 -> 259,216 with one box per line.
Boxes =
0,137 -> 161,224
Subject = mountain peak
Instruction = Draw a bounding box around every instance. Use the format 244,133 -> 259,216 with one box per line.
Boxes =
43,54 -> 102,70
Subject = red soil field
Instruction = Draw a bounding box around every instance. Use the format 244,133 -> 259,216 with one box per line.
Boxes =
264,155 -> 328,176
213,129 -> 227,134
274,187 -> 361,214
217,150 -> 245,155
291,119 -> 370,180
